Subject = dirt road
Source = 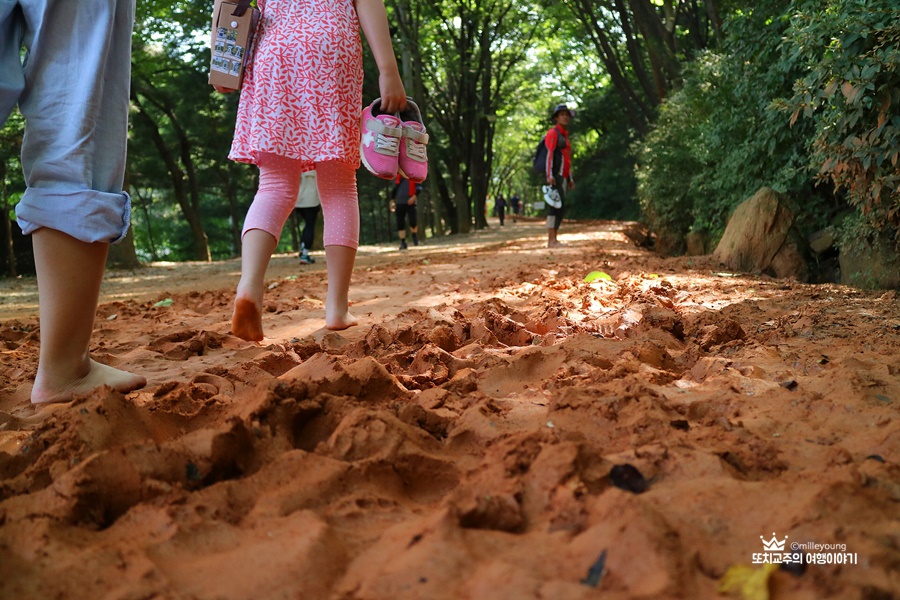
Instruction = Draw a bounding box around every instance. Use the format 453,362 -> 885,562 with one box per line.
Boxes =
1,218 -> 898,599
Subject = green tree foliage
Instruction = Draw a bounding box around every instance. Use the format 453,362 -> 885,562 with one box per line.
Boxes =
130,0 -> 230,262
784,0 -> 900,245
635,1 -> 833,253
533,0 -> 731,227
566,88 -> 640,222
6,0 -> 895,275
0,113 -> 26,276
561,0 -> 728,134
637,0 -> 900,256
391,0 -> 542,233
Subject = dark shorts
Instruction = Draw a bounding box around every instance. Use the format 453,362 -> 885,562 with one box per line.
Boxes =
396,202 -> 417,230
546,180 -> 565,228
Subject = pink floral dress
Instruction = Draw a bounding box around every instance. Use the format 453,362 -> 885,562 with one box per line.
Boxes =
229,0 -> 364,171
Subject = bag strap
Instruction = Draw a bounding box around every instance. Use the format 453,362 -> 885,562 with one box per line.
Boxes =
554,125 -> 567,150
231,0 -> 253,17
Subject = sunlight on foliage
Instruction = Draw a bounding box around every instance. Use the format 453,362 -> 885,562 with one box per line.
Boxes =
784,0 -> 900,246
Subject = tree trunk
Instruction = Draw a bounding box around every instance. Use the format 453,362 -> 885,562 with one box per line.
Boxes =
107,166 -> 142,269
158,94 -> 211,262
613,0 -> 659,106
452,169 -> 472,234
429,153 -> 457,235
629,0 -> 682,94
427,168 -> 449,236
135,191 -> 159,261
570,0 -> 653,133
106,226 -> 141,268
0,161 -> 16,277
132,90 -> 211,261
224,176 -> 243,257
471,40 -> 493,231
706,0 -> 723,42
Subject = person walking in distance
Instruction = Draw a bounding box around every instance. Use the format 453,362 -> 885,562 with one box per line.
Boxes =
214,0 -> 407,340
1,0 -> 147,403
293,170 -> 320,264
509,191 -> 521,223
495,193 -> 507,226
543,103 -> 575,247
392,175 -> 419,250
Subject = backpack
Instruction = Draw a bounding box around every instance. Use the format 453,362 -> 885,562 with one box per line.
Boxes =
532,127 -> 567,174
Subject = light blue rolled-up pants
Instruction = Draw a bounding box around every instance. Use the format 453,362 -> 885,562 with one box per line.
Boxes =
0,0 -> 134,244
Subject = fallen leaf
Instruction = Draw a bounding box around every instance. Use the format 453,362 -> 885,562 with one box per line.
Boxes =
584,271 -> 612,283
153,298 -> 173,307
718,563 -> 778,600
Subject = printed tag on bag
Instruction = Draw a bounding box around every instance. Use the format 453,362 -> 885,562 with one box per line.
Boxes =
208,0 -> 259,90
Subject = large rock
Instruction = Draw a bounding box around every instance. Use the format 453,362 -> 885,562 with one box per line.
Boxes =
713,187 -> 808,280
839,230 -> 900,290
809,226 -> 837,254
685,230 -> 707,256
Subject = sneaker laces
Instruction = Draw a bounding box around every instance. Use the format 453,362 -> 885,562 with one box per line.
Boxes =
366,117 -> 403,156
403,126 -> 429,161
406,139 -> 427,161
375,132 -> 400,155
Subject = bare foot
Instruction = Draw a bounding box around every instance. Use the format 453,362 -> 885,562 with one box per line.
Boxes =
326,309 -> 358,331
31,359 -> 146,404
548,240 -> 568,248
232,296 -> 264,341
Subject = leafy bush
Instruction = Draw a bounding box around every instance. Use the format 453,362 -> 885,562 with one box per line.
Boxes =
784,0 -> 900,246
567,88 -> 640,221
635,1 -> 834,253
634,80 -> 705,253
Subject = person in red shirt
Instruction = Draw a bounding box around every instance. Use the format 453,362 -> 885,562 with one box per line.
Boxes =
543,104 -> 575,247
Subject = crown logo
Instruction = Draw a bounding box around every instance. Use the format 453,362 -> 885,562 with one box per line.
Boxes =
760,533 -> 788,552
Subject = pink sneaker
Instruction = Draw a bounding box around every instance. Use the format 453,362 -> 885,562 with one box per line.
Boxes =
360,99 -> 403,179
398,99 -> 429,182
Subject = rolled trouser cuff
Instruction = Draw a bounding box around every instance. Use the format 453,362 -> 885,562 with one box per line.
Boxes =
16,187 -> 132,244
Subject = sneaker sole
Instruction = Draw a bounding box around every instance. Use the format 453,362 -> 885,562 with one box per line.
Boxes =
398,166 -> 426,183
361,145 -> 398,180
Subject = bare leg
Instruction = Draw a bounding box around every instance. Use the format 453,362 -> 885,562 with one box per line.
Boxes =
232,228 -> 277,341
30,228 -> 146,404
548,230 -> 568,247
324,244 -> 358,330
547,216 -> 567,247
548,229 -> 562,247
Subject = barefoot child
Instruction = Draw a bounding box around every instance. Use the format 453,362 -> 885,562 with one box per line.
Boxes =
2,0 -> 147,403
215,0 -> 407,341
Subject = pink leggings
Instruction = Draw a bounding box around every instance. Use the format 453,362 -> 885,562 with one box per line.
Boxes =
242,154 -> 359,249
